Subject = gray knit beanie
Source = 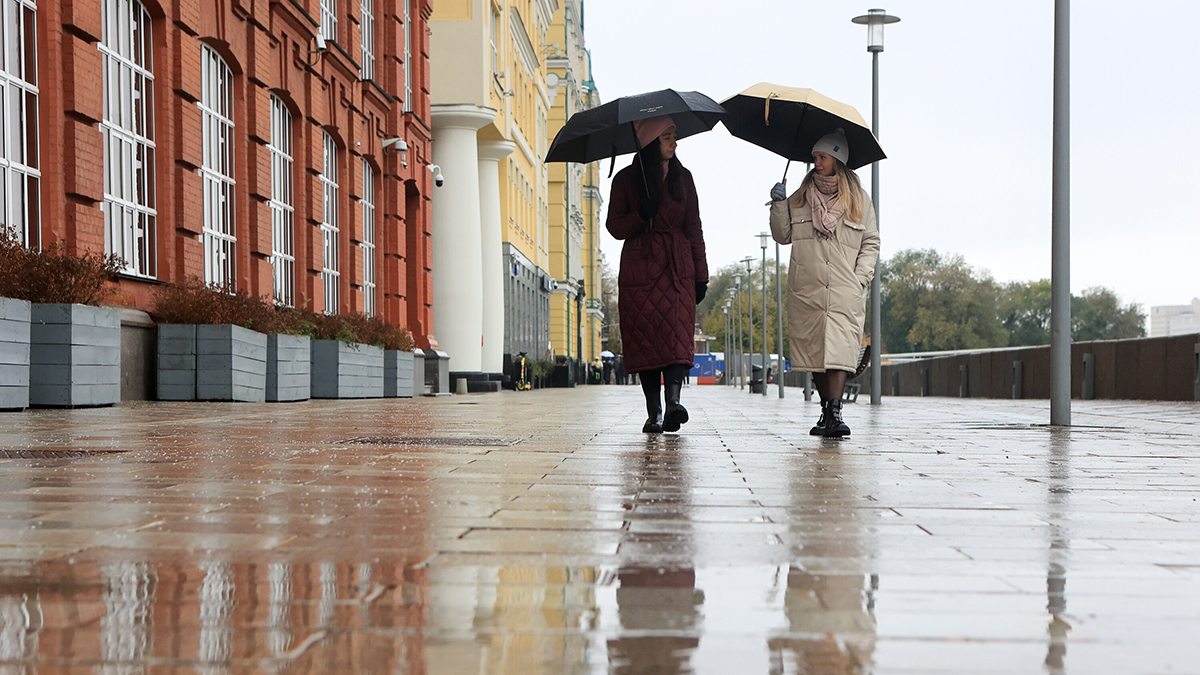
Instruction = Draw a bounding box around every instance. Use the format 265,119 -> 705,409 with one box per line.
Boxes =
812,128 -> 849,165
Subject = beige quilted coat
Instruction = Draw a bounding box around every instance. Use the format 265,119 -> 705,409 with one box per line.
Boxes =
769,188 -> 879,373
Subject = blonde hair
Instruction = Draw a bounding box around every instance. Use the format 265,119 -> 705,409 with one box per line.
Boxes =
795,161 -> 865,222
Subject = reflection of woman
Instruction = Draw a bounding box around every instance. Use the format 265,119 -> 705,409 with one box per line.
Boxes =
607,116 -> 709,434
769,129 -> 879,437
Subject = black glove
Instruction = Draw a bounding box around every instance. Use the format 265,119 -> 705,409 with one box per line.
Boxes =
637,198 -> 660,224
695,281 -> 708,305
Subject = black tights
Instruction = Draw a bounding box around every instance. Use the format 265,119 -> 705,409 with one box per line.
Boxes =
813,369 -> 849,402
639,364 -> 690,405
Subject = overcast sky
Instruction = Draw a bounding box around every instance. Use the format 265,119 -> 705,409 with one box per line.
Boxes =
582,1 -> 1200,313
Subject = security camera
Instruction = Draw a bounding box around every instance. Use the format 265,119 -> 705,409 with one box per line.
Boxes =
428,164 -> 444,187
382,138 -> 408,152
314,34 -> 327,52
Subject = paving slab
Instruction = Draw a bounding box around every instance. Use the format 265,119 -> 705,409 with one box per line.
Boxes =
0,386 -> 1198,673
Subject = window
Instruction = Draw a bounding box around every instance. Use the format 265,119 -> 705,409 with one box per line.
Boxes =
268,96 -> 294,307
402,0 -> 411,112
319,0 -> 336,43
1,0 -> 39,248
359,0 -> 373,81
199,45 -> 235,287
99,0 -> 155,276
489,5 -> 500,74
360,159 -> 375,316
320,133 -> 339,315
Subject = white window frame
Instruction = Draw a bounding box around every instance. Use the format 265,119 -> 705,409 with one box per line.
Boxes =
198,45 -> 235,288
1,0 -> 40,248
402,0 -> 412,112
489,5 -> 500,74
320,133 -> 340,315
359,0 -> 374,81
360,159 -> 375,316
320,0 -> 336,43
268,96 -> 294,307
99,0 -> 156,276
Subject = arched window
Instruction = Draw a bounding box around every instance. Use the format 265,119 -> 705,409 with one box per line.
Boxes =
100,0 -> 155,275
359,159 -> 375,316
268,96 -> 294,306
320,133 -> 339,314
199,45 -> 235,287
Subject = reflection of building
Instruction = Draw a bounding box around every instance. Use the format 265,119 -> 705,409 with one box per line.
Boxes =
8,0 -> 437,344
546,0 -> 604,369
1150,298 -> 1200,337
430,0 -> 557,380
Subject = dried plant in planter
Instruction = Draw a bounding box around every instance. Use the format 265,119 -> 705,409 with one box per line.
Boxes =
336,313 -> 417,351
151,277 -> 279,333
0,232 -> 123,305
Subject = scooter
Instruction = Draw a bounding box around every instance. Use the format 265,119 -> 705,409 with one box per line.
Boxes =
514,352 -> 532,391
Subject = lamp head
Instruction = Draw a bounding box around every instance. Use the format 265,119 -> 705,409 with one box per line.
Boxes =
852,8 -> 900,52
758,232 -> 771,250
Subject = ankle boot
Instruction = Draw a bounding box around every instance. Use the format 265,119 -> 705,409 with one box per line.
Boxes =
662,366 -> 689,432
822,398 -> 851,438
810,398 -> 827,436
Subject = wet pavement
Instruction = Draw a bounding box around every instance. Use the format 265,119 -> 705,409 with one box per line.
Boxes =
0,386 -> 1198,674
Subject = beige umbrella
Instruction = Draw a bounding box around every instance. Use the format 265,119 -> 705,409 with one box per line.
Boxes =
721,82 -> 885,170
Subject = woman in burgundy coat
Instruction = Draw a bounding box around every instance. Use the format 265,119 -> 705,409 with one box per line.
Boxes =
606,116 -> 709,433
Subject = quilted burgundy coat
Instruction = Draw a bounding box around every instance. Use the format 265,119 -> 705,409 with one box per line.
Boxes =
606,162 -> 709,374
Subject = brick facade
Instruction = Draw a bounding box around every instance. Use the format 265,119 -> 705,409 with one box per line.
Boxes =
31,0 -> 439,348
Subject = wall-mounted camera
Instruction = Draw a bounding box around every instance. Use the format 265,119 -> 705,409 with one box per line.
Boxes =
383,138 -> 408,168
427,164 -> 444,187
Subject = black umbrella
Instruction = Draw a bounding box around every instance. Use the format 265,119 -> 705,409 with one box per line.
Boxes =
545,89 -> 726,165
721,83 -> 886,172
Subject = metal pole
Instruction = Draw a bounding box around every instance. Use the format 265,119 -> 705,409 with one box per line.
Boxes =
804,372 -> 812,401
1050,0 -> 1072,426
869,50 -> 883,406
729,283 -> 739,389
747,271 -> 754,393
761,248 -> 768,397
776,242 -> 785,399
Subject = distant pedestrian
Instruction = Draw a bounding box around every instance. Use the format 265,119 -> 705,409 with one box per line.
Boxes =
615,356 -> 626,385
603,359 -> 613,384
769,129 -> 879,437
607,116 -> 709,433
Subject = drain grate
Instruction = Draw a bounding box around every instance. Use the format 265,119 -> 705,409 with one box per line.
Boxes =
339,436 -> 522,447
0,449 -> 122,460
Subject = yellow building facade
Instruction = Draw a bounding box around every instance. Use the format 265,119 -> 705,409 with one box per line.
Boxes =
430,0 -> 559,378
546,1 -> 604,372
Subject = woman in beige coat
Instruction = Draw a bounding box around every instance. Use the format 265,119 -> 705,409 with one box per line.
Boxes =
768,129 -> 879,437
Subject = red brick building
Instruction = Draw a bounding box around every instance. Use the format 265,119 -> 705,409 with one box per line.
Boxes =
7,0 -> 439,347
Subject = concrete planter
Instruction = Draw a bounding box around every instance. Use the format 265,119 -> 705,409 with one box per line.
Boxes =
425,349 -> 451,396
311,340 -> 384,399
384,349 -> 417,398
30,303 -> 120,407
157,324 -> 198,401
267,334 -> 311,402
196,325 -> 267,402
0,297 -> 31,410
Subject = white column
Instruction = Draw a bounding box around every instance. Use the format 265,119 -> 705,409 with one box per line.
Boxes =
478,139 -> 516,375
430,104 -> 496,373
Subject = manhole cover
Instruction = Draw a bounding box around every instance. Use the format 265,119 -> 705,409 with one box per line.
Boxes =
0,449 -> 122,460
339,437 -> 522,447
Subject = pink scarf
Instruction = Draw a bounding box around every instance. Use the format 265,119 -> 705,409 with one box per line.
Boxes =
806,173 -> 843,238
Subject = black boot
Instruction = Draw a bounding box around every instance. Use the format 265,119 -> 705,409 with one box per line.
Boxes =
662,365 -> 689,432
641,370 -> 663,433
822,398 -> 851,438
810,398 -> 827,436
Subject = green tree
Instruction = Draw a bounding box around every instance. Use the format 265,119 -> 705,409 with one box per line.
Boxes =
1072,287 -> 1146,341
881,249 -> 1006,352
600,261 -> 621,354
999,279 -> 1052,346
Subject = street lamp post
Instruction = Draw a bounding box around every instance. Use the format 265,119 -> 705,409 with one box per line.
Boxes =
758,233 -> 770,397
723,304 -> 730,386
741,256 -> 755,392
1050,0 -> 1071,426
733,273 -> 744,389
852,7 -> 899,406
